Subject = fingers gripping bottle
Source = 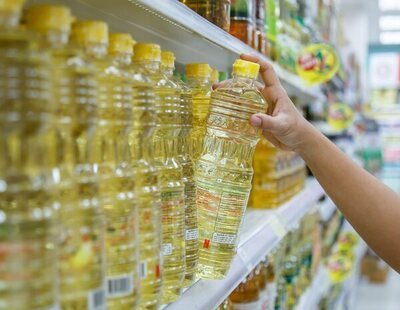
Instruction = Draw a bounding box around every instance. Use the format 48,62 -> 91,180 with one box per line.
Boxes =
134,44 -> 186,304
0,1 -> 58,308
131,45 -> 163,309
196,59 -> 267,279
161,52 -> 198,287
186,63 -> 212,162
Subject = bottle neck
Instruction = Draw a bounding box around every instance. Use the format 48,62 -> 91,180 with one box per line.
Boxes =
0,10 -> 20,29
231,74 -> 256,86
79,42 -> 108,58
161,66 -> 174,77
187,75 -> 210,85
37,30 -> 69,48
134,59 -> 160,73
111,52 -> 132,66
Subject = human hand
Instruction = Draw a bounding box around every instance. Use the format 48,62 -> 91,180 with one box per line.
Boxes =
213,54 -> 314,152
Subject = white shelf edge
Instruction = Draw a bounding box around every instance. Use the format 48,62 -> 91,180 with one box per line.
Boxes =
166,178 -> 324,310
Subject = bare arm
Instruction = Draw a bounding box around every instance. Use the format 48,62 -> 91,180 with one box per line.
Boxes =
237,54 -> 400,272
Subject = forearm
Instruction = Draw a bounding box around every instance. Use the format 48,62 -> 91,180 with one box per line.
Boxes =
297,123 -> 400,272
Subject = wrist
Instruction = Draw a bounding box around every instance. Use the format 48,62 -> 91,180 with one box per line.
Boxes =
293,119 -> 321,156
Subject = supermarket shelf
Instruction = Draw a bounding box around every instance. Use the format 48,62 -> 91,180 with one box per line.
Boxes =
166,179 -> 324,310
28,0 -> 323,102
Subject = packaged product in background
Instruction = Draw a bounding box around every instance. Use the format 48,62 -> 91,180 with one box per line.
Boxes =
229,272 -> 261,309
255,0 -> 267,54
181,0 -> 231,32
266,0 -> 278,60
134,43 -> 186,304
196,59 -> 266,279
254,261 -> 269,310
186,63 -> 212,161
0,1 -> 59,308
161,51 -> 198,288
210,67 -> 220,85
25,7 -> 106,309
230,0 -> 256,46
131,43 -> 163,309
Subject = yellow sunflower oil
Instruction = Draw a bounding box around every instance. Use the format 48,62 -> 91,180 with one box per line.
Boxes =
161,51 -> 198,288
196,59 -> 266,279
186,63 -> 212,161
25,5 -> 107,310
210,67 -> 219,85
133,43 -> 185,304
131,44 -> 163,309
0,1 -> 59,309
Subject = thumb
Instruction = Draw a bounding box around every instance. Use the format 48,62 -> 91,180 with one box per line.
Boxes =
250,113 -> 277,131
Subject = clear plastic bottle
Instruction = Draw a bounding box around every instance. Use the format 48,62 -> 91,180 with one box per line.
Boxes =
134,43 -> 185,304
196,59 -> 267,279
0,1 -> 58,308
25,6 -> 106,309
186,63 -> 212,162
210,67 -> 220,85
101,32 -> 140,309
161,51 -> 198,288
229,271 -> 261,309
131,44 -> 163,310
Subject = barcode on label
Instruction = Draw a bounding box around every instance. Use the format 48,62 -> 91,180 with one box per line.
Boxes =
88,287 -> 105,310
107,273 -> 133,298
212,232 -> 236,245
139,261 -> 148,280
162,243 -> 172,256
185,228 -> 198,241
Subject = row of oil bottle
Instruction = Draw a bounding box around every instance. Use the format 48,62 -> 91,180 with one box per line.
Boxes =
180,0 -> 315,73
0,1 -> 307,309
216,207 -> 354,310
1,1 -> 266,309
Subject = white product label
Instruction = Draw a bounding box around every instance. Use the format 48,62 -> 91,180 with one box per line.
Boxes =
212,232 -> 236,245
139,261 -> 148,280
185,228 -> 198,241
162,243 -> 173,256
88,286 -> 106,310
107,273 -> 133,298
232,300 -> 261,310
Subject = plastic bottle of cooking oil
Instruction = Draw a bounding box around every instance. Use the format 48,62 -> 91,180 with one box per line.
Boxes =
24,5 -> 104,310
131,44 -> 163,310
134,43 -> 185,304
161,51 -> 198,288
0,1 -> 58,309
186,63 -> 212,161
99,32 -> 140,309
196,59 -> 267,279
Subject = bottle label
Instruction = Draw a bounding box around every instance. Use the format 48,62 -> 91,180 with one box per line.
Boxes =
260,288 -> 270,310
267,283 -> 277,310
162,243 -> 173,256
185,228 -> 198,241
232,300 -> 261,310
88,286 -> 106,310
106,273 -> 133,298
139,261 -> 148,280
211,232 -> 236,245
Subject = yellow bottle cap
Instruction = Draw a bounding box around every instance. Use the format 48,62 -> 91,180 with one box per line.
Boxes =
210,68 -> 219,83
185,63 -> 211,78
25,4 -> 72,33
133,43 -> 161,62
232,59 -> 259,79
161,51 -> 175,68
108,33 -> 134,55
70,20 -> 108,46
0,0 -> 25,13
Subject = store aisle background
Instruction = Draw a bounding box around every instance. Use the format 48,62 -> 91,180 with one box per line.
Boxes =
355,268 -> 400,309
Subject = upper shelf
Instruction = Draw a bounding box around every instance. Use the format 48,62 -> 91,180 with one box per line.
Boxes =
29,0 -> 323,102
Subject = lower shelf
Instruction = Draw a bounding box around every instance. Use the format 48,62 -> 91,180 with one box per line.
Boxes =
166,178 -> 324,309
